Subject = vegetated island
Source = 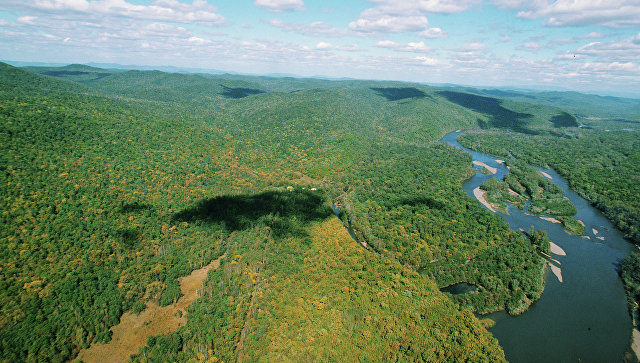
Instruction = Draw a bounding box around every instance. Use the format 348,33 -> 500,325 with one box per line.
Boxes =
478,159 -> 585,235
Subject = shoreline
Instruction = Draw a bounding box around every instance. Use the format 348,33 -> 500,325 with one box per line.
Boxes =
549,241 -> 567,256
540,216 -> 561,224
539,170 -> 553,179
632,327 -> 640,361
473,160 -> 497,174
473,187 -> 497,213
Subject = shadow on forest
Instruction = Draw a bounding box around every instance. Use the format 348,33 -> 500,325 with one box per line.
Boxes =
438,91 -> 537,134
173,190 -> 332,238
43,70 -> 112,80
395,196 -> 446,210
550,112 -> 579,128
120,201 -> 153,213
371,87 -> 429,101
116,228 -> 140,249
220,85 -> 265,99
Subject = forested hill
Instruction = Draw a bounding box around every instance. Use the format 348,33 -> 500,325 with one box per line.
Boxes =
1,62 -> 629,361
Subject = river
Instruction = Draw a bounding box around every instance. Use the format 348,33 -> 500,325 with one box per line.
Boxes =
441,131 -> 633,362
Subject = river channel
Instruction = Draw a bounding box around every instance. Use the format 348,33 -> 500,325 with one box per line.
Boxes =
441,131 -> 633,362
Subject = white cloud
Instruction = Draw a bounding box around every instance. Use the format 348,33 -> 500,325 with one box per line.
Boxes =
187,36 -> 211,46
579,61 -> 640,73
576,31 -> 605,39
368,0 -> 479,15
4,0 -> 226,26
0,19 -> 9,26
460,42 -> 486,51
555,52 -> 587,60
17,16 -> 38,25
546,37 -> 574,48
376,40 -> 431,52
576,34 -> 640,62
492,0 -> 640,28
348,0 -> 474,34
349,8 -> 429,33
269,19 -> 348,37
415,56 -> 441,66
520,41 -> 542,51
419,27 -> 447,38
254,0 -> 304,13
315,41 -> 359,51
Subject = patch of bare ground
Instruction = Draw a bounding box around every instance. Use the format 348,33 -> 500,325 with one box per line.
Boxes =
75,253 -> 226,363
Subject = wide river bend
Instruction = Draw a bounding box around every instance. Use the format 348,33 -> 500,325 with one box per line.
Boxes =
441,131 -> 633,362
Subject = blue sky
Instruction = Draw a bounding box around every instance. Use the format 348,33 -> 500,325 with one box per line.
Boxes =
1,0 -> 640,96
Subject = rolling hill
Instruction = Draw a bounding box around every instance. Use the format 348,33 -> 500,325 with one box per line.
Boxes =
2,62 -> 636,361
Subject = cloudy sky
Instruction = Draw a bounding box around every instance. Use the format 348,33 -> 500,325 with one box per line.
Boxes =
1,0 -> 640,96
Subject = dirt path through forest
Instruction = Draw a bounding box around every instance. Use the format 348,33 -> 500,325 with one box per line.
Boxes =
75,253 -> 226,363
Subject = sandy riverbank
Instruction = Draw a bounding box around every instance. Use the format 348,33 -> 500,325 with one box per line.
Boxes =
540,216 -> 561,224
632,328 -> 640,361
473,187 -> 497,213
550,241 -> 567,256
473,160 -> 497,174
540,171 -> 553,179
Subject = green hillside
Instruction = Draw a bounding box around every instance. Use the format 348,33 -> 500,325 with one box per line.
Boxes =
3,62 -> 632,361
463,87 -> 640,125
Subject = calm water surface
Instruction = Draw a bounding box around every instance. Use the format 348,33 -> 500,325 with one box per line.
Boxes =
441,131 -> 633,362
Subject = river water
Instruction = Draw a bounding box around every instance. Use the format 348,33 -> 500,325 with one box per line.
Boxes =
441,131 -> 633,362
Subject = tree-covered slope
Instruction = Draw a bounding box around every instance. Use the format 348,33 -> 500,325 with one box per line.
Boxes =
2,62 -> 610,361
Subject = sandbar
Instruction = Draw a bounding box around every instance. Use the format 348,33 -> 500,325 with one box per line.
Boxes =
495,159 -> 505,164
597,236 -> 605,241
540,171 -> 553,179
473,160 -> 497,174
549,264 -> 563,283
473,187 -> 497,213
540,216 -> 561,224
592,228 -> 599,235
633,328 -> 640,361
549,241 -> 567,256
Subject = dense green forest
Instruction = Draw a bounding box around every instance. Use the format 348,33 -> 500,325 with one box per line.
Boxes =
1,62 -> 638,361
